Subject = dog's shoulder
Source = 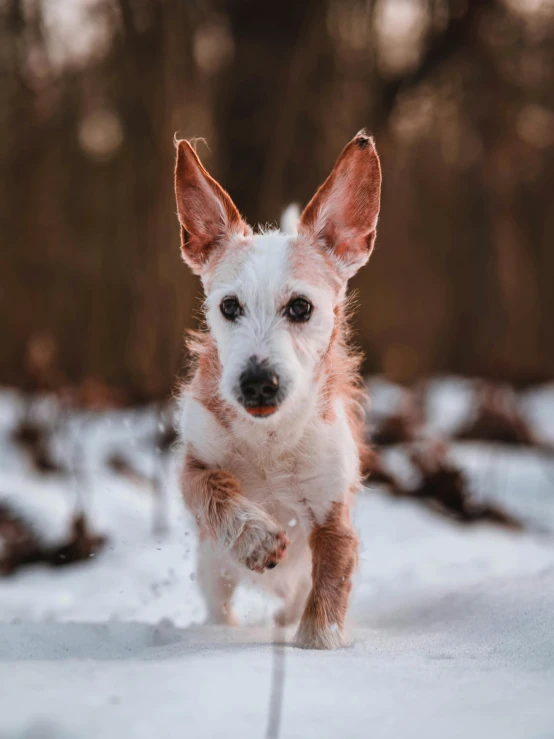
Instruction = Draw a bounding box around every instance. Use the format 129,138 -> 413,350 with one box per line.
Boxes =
177,389 -> 232,466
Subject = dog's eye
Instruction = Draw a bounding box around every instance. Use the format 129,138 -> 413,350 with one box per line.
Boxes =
220,297 -> 242,321
285,297 -> 313,323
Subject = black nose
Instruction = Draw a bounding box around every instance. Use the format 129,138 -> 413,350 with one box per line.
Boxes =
240,359 -> 280,406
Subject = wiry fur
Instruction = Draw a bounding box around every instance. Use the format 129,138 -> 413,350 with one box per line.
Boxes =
174,131 -> 381,648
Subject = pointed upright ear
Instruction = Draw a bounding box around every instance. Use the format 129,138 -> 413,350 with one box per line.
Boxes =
298,130 -> 382,279
174,139 -> 250,274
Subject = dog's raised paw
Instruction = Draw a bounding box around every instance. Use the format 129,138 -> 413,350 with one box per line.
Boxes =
233,520 -> 289,573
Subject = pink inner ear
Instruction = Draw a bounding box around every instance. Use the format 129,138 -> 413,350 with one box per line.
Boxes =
174,140 -> 247,273
299,131 -> 382,272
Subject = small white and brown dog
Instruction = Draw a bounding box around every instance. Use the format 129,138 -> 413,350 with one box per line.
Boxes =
174,130 -> 382,649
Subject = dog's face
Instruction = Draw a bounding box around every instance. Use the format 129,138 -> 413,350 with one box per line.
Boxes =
203,230 -> 341,418
174,131 -> 381,421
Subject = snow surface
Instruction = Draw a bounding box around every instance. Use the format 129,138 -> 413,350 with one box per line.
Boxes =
1,384 -> 554,739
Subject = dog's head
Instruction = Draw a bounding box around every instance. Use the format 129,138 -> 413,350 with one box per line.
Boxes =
174,131 -> 381,421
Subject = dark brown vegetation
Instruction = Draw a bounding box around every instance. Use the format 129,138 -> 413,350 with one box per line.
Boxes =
0,507 -> 106,576
363,378 -> 552,529
370,398 -> 422,446
366,441 -> 523,530
12,418 -> 65,474
406,444 -> 522,528
455,383 -> 547,447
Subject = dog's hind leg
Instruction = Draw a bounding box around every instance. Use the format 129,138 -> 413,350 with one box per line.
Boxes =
197,537 -> 239,626
274,576 -> 310,627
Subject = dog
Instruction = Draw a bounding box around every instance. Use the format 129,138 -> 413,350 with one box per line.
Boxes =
174,130 -> 382,649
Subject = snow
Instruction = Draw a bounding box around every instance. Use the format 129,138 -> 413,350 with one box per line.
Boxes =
1,384 -> 554,738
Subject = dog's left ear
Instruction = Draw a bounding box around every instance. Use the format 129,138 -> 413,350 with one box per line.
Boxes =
298,130 -> 382,279
174,139 -> 250,275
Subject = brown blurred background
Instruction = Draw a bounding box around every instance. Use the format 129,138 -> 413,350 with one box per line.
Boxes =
1,0 -> 553,404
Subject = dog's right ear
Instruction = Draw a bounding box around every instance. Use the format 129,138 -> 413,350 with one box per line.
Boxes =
174,139 -> 249,275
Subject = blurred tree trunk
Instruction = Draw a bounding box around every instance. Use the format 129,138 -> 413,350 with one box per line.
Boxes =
213,0 -> 335,225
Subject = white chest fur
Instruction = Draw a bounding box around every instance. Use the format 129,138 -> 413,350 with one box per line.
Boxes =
179,392 -> 360,533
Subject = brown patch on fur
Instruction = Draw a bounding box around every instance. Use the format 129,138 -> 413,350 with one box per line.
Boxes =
183,452 -> 242,538
316,297 -> 371,480
182,330 -> 238,430
297,501 -> 359,646
182,452 -> 289,572
182,452 -> 240,537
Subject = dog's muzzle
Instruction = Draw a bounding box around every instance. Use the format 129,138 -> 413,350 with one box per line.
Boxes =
238,358 -> 283,417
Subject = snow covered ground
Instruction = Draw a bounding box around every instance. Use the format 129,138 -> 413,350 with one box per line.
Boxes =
0,383 -> 554,739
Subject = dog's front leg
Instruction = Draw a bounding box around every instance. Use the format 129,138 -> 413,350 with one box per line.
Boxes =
295,501 -> 358,649
183,454 -> 289,572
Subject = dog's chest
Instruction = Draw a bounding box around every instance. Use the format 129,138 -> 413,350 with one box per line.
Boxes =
225,421 -> 357,528
228,447 -> 298,505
